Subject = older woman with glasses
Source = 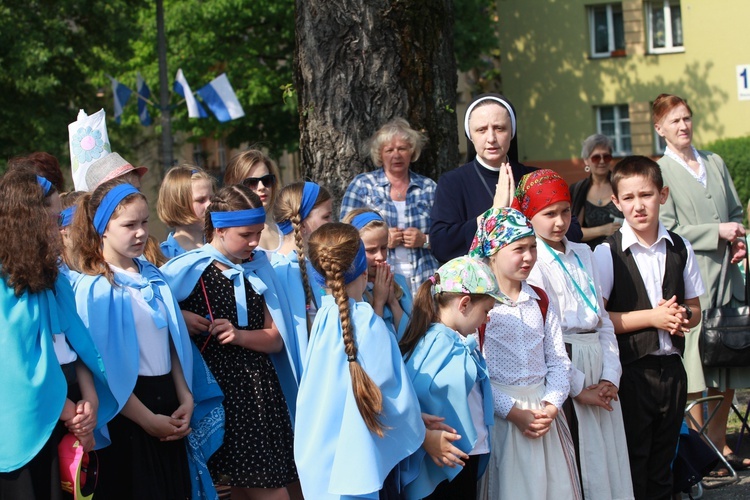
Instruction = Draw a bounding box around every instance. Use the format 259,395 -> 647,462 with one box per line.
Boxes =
225,149 -> 284,254
569,134 -> 623,249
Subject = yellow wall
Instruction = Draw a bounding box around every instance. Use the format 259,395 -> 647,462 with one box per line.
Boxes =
496,0 -> 750,170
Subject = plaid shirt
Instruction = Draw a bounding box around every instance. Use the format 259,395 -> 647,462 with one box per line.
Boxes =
340,168 -> 439,292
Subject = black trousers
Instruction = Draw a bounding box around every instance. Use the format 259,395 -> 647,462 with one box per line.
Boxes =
619,354 -> 687,500
425,454 -> 483,500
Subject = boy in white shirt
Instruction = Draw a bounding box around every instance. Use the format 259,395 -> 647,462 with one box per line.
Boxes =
593,155 -> 704,499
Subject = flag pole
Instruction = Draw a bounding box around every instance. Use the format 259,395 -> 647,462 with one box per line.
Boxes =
156,0 -> 173,175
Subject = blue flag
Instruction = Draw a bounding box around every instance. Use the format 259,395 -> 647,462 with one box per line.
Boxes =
109,76 -> 132,124
136,73 -> 153,126
174,69 -> 208,119
196,74 -> 245,122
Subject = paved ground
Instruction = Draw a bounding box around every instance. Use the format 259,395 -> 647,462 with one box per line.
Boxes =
681,391 -> 750,499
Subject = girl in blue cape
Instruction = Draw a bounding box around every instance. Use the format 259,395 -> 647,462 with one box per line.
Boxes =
157,165 -> 215,258
0,170 -> 115,498
295,223 -> 463,500
398,256 -> 498,499
68,178 -> 201,499
343,208 -> 413,341
160,184 -> 298,499
271,181 -> 331,356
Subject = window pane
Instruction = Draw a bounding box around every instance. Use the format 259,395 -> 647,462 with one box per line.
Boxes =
613,6 -> 625,50
599,106 -> 615,121
671,5 -> 683,46
651,4 -> 666,48
593,6 -> 610,53
617,104 -> 630,120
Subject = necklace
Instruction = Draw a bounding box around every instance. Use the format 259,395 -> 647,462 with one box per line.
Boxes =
391,186 -> 407,201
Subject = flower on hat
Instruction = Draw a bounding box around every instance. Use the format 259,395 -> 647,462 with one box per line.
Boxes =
71,126 -> 109,166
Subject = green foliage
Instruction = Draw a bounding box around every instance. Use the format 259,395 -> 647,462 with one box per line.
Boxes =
0,0 -> 144,171
704,136 -> 750,214
119,0 -> 299,156
453,0 -> 501,92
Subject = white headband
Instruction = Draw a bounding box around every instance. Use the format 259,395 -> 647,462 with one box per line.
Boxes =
464,96 -> 517,142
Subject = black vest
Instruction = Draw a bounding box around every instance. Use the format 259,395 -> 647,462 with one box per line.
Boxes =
605,230 -> 687,365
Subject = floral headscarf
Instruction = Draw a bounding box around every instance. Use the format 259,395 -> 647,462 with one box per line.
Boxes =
469,207 -> 535,258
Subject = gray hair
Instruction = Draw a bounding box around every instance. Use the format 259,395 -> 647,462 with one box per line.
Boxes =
369,118 -> 427,167
581,134 -> 613,159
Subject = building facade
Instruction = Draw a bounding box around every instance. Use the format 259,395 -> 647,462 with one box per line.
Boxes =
495,0 -> 750,183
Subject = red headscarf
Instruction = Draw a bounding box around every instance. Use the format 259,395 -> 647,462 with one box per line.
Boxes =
511,169 -> 571,220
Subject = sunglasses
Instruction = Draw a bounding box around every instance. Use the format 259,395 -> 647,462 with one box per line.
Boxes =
242,174 -> 276,189
590,154 -> 613,163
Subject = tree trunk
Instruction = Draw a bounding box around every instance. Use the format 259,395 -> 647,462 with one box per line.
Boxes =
294,0 -> 459,207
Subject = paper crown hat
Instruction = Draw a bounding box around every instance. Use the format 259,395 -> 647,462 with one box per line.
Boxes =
68,109 -> 112,191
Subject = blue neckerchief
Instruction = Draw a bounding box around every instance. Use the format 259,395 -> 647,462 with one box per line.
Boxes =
113,264 -> 169,329
541,239 -> 598,314
161,245 -> 301,423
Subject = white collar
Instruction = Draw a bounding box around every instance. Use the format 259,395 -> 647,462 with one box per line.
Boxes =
619,220 -> 673,251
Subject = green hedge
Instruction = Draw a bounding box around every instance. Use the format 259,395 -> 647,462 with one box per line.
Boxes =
704,136 -> 750,222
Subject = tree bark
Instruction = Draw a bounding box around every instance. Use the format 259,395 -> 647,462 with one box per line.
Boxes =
294,0 -> 459,206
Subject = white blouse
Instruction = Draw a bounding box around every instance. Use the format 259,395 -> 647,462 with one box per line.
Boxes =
483,281 -> 571,418
528,238 -> 621,393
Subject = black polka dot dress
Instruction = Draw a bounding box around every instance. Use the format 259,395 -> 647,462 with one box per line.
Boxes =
180,263 -> 297,488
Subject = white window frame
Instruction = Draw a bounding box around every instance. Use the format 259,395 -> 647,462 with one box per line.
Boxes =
588,3 -> 626,58
596,105 -> 632,155
646,0 -> 684,54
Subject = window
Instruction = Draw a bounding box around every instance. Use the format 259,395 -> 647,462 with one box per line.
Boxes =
589,4 -> 625,58
597,105 -> 631,154
192,141 -> 204,167
646,1 -> 683,53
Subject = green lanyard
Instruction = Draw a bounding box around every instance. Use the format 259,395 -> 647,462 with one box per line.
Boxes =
542,240 -> 599,314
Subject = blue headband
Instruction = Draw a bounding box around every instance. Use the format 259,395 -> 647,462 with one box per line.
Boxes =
60,206 -> 76,228
36,175 -> 52,196
311,240 -> 368,287
351,212 -> 384,231
210,207 -> 266,228
93,184 -> 140,235
278,182 -> 321,235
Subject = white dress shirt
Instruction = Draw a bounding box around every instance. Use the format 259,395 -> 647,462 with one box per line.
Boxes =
593,221 -> 705,356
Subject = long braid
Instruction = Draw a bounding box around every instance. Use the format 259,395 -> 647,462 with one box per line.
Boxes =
292,213 -> 314,310
309,223 -> 385,437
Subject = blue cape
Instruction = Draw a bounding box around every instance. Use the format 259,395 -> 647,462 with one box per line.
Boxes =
401,323 -> 493,499
364,273 -> 413,342
294,296 -> 425,499
160,232 -> 187,259
160,244 -> 300,422
73,258 -> 223,499
0,274 -> 117,471
270,251 -> 325,370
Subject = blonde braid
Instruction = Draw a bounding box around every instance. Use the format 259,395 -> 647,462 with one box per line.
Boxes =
292,213 -> 314,310
320,251 -> 385,437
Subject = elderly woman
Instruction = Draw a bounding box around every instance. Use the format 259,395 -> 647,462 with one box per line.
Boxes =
655,93 -> 749,475
339,118 -> 438,295
430,93 -> 581,263
225,149 -> 284,254
569,134 -> 623,249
